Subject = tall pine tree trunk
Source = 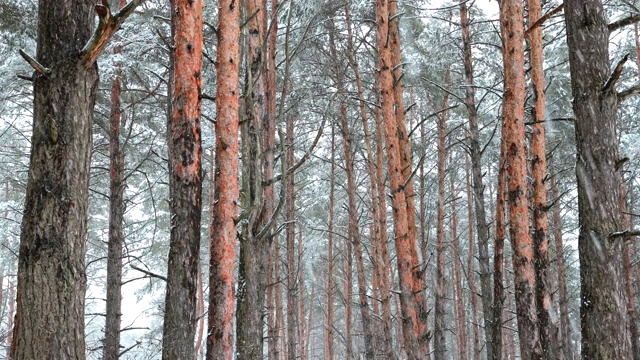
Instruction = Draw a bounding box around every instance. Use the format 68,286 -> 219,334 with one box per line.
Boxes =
499,0 -> 542,357
12,0 -> 143,357
162,0 -> 204,357
206,0 -> 240,356
565,0 -> 632,357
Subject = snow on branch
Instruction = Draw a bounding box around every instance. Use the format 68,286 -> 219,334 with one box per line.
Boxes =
18,49 -> 50,75
81,0 -> 145,65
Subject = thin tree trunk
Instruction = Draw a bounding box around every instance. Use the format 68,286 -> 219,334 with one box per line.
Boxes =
434,68 -> 450,360
459,2 -> 496,357
499,0 -> 542,358
527,0 -> 556,356
465,155 -> 482,360
564,0 -> 632,357
104,1 -> 127,356
328,17 -> 375,359
285,110 -> 299,360
325,122 -> 336,360
493,126 -> 507,360
549,161 -> 573,360
450,160 -> 468,360
305,281 -> 315,360
6,278 -> 14,358
206,0 -> 240,356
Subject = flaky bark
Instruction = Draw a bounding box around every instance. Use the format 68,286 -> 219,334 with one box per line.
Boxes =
564,0 -> 632,357
206,0 -> 240,357
376,0 -> 428,357
499,0 -> 542,358
493,128 -> 507,360
526,0 -> 556,356
162,0 -> 204,358
10,0 -> 144,356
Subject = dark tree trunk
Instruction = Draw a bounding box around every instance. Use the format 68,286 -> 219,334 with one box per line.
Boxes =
459,2 -> 496,357
11,2 -> 99,358
103,5 -> 126,355
564,0 -> 632,358
162,0 -> 204,358
549,161 -> 573,360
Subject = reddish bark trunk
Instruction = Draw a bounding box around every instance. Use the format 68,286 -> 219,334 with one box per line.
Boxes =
493,129 -> 507,360
465,155 -> 482,360
325,123 -> 336,360
450,163 -> 468,360
206,0 -> 240,357
499,0 -> 542,357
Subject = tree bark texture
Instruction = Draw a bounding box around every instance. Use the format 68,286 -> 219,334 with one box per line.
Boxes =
325,123 -> 337,360
162,0 -> 204,358
499,0 -> 542,358
450,164 -> 468,360
527,0 -> 556,356
206,0 -> 240,357
11,1 -> 99,358
564,0 -> 632,358
376,0 -> 428,357
459,2 -> 496,357
103,11 -> 126,358
464,155 -> 482,360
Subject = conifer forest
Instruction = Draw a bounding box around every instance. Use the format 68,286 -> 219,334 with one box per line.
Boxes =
3,0 -> 640,358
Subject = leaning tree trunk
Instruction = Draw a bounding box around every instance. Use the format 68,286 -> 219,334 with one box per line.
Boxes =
206,0 -> 240,357
564,0 -> 632,358
11,0 -> 143,358
499,0 -> 542,358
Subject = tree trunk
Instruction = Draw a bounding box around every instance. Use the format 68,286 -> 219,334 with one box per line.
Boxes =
564,0 -> 632,358
434,68 -> 450,360
527,0 -> 556,356
12,1 -> 99,357
285,111 -> 299,360
206,0 -> 240,356
388,4 -> 430,356
162,0 -> 204,357
499,0 -> 542,358
104,1 -> 127,356
325,122 -> 336,360
375,0 -> 428,357
493,128 -> 507,360
450,161 -> 468,360
328,17 -> 375,359
6,278 -> 14,358
465,155 -> 482,360
459,2 -> 496,357
549,161 -> 573,359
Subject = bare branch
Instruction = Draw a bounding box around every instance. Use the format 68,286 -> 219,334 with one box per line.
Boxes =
618,84 -> 640,102
525,4 -> 565,36
81,0 -> 146,65
602,54 -> 629,93
609,230 -> 640,239
130,264 -> 167,282
19,49 -> 50,75
608,14 -> 640,32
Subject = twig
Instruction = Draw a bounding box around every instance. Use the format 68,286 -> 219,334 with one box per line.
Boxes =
130,264 -> 167,282
618,84 -> 640,102
609,230 -> 640,239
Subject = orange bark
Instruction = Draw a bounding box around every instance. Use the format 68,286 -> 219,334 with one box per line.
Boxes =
500,0 -> 542,357
376,0 -> 426,357
527,0 -> 554,355
162,0 -> 204,357
206,0 -> 239,357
